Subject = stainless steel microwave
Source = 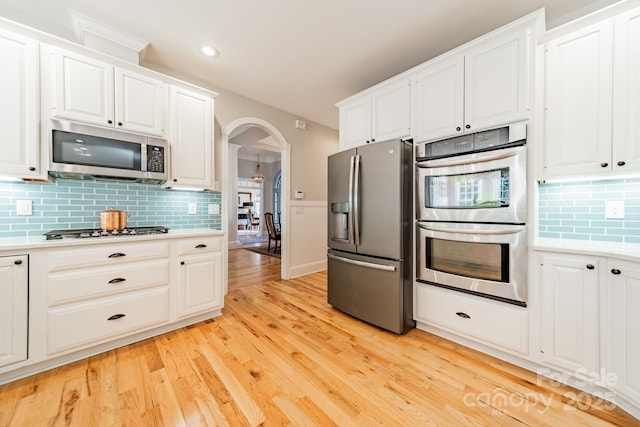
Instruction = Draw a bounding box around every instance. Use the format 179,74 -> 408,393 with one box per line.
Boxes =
48,119 -> 168,184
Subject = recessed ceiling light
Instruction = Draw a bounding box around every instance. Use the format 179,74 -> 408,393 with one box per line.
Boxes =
200,45 -> 218,57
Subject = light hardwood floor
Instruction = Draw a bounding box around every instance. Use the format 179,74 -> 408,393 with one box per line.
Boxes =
0,248 -> 637,426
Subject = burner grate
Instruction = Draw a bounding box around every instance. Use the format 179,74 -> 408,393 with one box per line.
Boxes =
44,226 -> 169,240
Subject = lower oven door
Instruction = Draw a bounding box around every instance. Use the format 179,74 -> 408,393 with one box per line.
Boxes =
416,221 -> 527,306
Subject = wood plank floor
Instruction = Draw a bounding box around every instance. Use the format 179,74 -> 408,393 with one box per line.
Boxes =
0,248 -> 637,426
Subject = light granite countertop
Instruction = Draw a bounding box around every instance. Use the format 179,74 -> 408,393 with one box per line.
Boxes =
533,238 -> 640,262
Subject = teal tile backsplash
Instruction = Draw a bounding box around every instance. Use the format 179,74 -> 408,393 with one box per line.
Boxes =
538,178 -> 640,243
0,179 -> 222,238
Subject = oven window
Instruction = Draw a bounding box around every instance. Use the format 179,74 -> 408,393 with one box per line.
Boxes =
425,168 -> 509,209
426,237 -> 509,282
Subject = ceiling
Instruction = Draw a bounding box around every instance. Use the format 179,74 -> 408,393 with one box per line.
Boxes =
0,0 -> 619,130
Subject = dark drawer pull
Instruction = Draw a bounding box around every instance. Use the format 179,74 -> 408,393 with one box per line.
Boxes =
108,253 -> 126,258
14,260 -> 23,265
586,264 -> 595,270
108,278 -> 126,284
617,161 -> 626,167
195,244 -> 207,249
456,312 -> 471,319
611,269 -> 622,275
107,314 -> 126,321
601,162 -> 609,168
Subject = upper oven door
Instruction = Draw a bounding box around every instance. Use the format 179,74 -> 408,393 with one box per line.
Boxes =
416,145 -> 526,224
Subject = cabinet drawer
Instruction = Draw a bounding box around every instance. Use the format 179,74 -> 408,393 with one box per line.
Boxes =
48,260 -> 169,306
47,287 -> 169,354
48,241 -> 169,272
415,284 -> 528,355
176,236 -> 222,255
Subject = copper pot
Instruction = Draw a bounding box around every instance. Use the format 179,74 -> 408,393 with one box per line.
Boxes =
100,209 -> 127,230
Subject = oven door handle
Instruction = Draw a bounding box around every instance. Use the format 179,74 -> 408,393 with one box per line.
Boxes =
416,146 -> 523,168
417,223 -> 524,235
328,253 -> 396,272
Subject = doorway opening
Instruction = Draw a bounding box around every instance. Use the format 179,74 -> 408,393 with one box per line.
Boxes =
221,117 -> 291,288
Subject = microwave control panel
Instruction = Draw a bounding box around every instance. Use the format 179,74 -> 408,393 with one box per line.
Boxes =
147,145 -> 165,173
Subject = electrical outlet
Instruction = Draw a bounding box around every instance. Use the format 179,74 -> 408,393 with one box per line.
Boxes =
188,203 -> 197,215
605,200 -> 625,219
16,200 -> 32,216
208,203 -> 220,215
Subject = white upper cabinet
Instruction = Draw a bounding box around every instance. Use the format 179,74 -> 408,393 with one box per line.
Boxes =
165,85 -> 214,190
0,29 -> 41,180
338,77 -> 410,150
47,46 -> 165,137
544,20 -> 614,178
612,7 -> 640,173
544,5 -> 640,179
413,23 -> 530,143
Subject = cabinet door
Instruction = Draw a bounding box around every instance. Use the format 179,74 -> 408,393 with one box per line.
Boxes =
0,29 -> 40,179
544,20 -> 614,178
167,86 -> 213,189
339,96 -> 371,150
612,7 -> 640,173
0,255 -> 28,368
464,27 -> 529,133
607,259 -> 640,405
371,78 -> 410,142
178,252 -> 223,317
115,68 -> 165,136
51,48 -> 115,127
411,55 -> 464,142
539,253 -> 600,379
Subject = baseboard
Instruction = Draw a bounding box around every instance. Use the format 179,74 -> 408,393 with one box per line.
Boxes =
289,260 -> 326,278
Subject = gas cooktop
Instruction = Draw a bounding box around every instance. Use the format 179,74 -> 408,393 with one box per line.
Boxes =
44,226 -> 169,240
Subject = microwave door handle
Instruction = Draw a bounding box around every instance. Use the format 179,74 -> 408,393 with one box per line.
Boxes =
416,147 -> 522,169
348,155 -> 355,245
353,154 -> 361,246
417,223 -> 523,235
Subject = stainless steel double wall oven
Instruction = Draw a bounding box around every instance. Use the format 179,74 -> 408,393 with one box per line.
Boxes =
415,123 -> 528,306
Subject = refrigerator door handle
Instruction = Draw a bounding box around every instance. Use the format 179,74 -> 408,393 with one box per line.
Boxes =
328,253 -> 396,272
348,155 -> 355,244
353,154 -> 361,245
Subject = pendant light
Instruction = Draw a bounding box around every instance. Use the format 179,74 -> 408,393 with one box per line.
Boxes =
252,154 -> 265,183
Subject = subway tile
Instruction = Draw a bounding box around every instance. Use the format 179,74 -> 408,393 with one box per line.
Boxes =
591,234 -> 624,242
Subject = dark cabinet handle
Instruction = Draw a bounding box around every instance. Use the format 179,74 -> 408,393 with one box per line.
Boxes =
180,261 -> 185,265
371,138 -> 375,142
14,260 -> 23,265
173,179 -> 177,182
611,269 -> 621,275
117,122 -> 123,126
195,244 -> 207,249
617,161 -> 626,166
465,124 -> 471,129
108,278 -> 126,284
365,140 -> 370,144
29,167 -> 36,171
107,120 -> 113,124
456,126 -> 461,131
601,162 -> 609,168
456,312 -> 471,319
107,314 -> 126,321
108,253 -> 126,258
586,264 -> 595,270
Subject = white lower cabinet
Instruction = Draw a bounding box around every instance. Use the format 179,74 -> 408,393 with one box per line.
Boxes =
537,251 -> 640,410
176,236 -> 224,317
538,252 -> 601,380
47,287 -> 170,354
0,255 -> 28,368
415,283 -> 529,355
605,258 -> 640,406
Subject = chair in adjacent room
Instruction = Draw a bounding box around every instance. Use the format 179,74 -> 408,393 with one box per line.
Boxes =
264,212 -> 281,253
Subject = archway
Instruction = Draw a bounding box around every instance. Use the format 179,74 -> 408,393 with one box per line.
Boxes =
220,117 -> 291,291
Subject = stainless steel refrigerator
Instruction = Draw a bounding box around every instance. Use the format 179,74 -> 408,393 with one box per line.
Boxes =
327,139 -> 414,334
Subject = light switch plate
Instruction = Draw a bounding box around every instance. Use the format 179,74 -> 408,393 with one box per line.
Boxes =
16,200 -> 32,216
208,203 -> 220,215
188,203 -> 197,215
605,200 -> 624,219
